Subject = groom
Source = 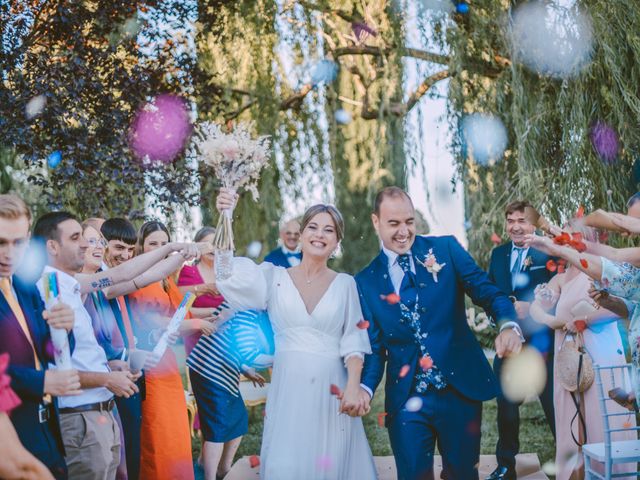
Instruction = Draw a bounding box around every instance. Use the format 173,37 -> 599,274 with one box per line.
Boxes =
355,187 -> 522,480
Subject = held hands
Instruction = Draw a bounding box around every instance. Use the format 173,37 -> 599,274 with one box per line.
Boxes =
216,188 -> 239,213
495,328 -> 523,358
42,303 -> 74,332
44,369 -> 82,396
339,386 -> 371,417
105,371 -> 139,398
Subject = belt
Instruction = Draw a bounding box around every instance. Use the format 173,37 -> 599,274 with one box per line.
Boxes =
60,399 -> 115,414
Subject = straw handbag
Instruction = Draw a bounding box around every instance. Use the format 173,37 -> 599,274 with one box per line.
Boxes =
556,332 -> 594,393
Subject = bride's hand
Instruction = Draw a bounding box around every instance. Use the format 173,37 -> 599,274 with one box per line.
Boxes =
216,188 -> 239,213
340,385 -> 364,417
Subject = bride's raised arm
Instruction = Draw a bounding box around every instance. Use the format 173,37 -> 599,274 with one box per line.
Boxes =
216,257 -> 273,311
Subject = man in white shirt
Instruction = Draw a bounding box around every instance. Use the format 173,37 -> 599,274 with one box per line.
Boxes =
33,212 -> 140,480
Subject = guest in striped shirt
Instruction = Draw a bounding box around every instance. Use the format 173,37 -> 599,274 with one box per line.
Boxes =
187,308 -> 274,480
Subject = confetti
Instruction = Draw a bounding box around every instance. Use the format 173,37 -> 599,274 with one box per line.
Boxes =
351,22 -> 377,42
491,232 -> 502,245
461,114 -> 508,166
546,260 -> 557,272
249,455 -> 260,468
405,396 -> 423,412
580,258 -> 589,268
399,364 -> 411,378
455,2 -> 469,14
310,60 -> 338,86
510,1 -> 594,79
590,122 -> 619,165
419,355 -> 433,371
246,241 -> 262,258
329,384 -> 342,396
576,206 -> 585,218
623,421 -> 633,428
513,273 -> 530,289
334,109 -> 352,125
25,95 -> 46,119
377,412 -> 387,427
574,320 -> 587,332
47,151 -> 62,168
500,346 -> 547,402
381,293 -> 401,305
356,320 -> 370,329
129,94 -> 192,164
316,455 -> 333,471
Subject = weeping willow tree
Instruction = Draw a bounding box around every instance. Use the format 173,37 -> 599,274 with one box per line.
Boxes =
425,0 -> 640,264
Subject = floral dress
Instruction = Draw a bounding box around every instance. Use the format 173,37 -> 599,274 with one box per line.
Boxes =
600,257 -> 640,400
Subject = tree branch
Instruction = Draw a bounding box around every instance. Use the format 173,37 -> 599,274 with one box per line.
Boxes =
279,84 -> 314,110
333,45 -> 450,66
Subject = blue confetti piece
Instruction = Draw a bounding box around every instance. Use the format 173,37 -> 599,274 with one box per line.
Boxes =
456,2 -> 469,14
617,349 -> 623,355
47,151 -> 62,168
311,60 -> 338,86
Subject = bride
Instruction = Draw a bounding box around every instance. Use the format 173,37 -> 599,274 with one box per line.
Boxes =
215,189 -> 377,480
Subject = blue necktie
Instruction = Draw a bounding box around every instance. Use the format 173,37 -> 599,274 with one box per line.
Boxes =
511,247 -> 525,290
397,254 -> 417,306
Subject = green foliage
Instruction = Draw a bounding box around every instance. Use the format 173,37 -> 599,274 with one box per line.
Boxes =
430,0 -> 640,263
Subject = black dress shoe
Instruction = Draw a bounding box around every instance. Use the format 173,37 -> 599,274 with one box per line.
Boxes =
485,466 -> 517,480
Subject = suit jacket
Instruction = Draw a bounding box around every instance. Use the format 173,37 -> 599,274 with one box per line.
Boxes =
0,275 -> 68,456
263,247 -> 300,268
356,235 -> 516,415
488,242 -> 555,347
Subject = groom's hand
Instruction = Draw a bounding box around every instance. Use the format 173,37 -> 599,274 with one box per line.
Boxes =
495,329 -> 522,358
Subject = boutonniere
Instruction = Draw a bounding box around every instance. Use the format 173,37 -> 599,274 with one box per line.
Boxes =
417,248 -> 447,283
523,256 -> 533,270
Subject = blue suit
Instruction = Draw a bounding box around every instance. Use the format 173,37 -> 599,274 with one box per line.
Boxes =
263,247 -> 300,268
0,275 -> 69,479
356,235 -> 516,480
488,242 -> 556,471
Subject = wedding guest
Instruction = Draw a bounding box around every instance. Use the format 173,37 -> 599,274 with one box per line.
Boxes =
0,194 -> 81,479
263,218 -> 302,267
33,212 -> 141,480
101,218 -> 137,268
177,226 -> 226,356
127,220 -> 194,480
0,352 -> 54,480
529,225 -> 635,480
187,308 -> 273,480
486,201 -> 556,480
626,192 -> 640,218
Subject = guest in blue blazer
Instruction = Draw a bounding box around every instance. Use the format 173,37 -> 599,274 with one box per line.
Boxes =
355,187 -> 522,480
485,201 -> 556,480
263,218 -> 302,267
0,194 -> 82,479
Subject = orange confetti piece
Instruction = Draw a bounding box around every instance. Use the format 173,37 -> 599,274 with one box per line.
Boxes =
329,384 -> 342,396
623,421 -> 633,428
491,232 -> 502,245
399,364 -> 411,378
249,455 -> 260,468
381,293 -> 400,305
357,320 -> 370,329
419,356 -> 433,371
574,320 -> 587,332
576,206 -> 585,218
377,412 -> 387,427
580,258 -> 589,268
546,260 -> 557,272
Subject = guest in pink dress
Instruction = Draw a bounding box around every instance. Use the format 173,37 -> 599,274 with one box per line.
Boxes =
177,227 -> 227,356
0,352 -> 55,479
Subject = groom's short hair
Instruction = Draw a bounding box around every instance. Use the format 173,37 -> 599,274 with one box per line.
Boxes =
373,187 -> 413,215
504,200 -> 533,217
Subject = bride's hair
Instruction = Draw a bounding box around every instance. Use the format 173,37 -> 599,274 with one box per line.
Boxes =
300,204 -> 345,243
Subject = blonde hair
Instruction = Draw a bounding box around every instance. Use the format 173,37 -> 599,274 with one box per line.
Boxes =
0,194 -> 31,223
300,204 -> 345,242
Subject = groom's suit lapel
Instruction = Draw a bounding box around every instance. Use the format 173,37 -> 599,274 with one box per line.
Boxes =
412,236 -> 439,311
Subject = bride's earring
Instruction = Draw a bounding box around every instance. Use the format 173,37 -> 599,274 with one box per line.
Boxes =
330,242 -> 343,259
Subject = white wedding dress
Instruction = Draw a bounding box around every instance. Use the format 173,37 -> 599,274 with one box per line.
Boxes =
217,257 -> 377,480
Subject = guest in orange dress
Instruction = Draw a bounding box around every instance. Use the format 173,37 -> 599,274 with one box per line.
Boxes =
128,221 -> 195,480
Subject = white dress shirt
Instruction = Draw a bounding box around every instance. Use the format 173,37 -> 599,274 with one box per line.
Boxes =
37,266 -> 113,408
381,245 -> 416,294
510,245 -> 530,272
282,246 -> 302,267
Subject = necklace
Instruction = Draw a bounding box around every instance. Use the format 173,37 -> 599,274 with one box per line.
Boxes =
303,268 -> 326,285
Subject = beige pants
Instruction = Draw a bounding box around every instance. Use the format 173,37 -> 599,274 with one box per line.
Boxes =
60,409 -> 121,480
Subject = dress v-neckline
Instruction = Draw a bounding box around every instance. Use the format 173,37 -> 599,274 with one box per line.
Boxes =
285,270 -> 339,317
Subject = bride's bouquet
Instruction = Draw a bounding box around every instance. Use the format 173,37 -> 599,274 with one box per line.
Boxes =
189,122 -> 271,277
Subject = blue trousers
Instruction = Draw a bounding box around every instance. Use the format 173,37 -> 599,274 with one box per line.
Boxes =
387,386 -> 482,480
